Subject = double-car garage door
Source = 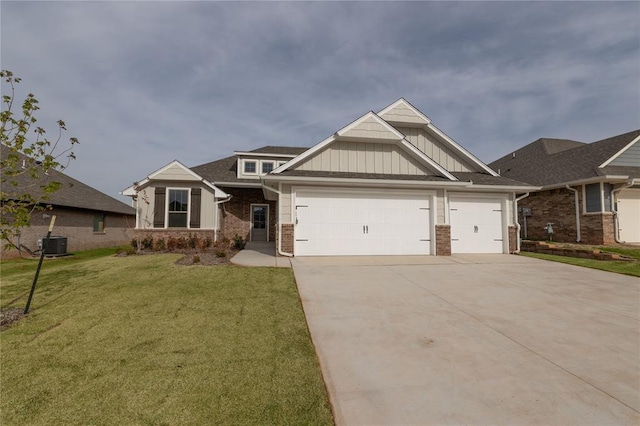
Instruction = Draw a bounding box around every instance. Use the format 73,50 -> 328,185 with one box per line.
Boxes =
295,190 -> 432,256
294,189 -> 507,256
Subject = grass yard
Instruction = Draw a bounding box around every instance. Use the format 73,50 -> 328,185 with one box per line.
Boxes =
1,252 -> 333,425
520,246 -> 640,277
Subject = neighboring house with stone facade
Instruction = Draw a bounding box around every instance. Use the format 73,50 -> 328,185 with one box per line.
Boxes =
490,129 -> 640,245
122,98 -> 536,256
1,146 -> 135,258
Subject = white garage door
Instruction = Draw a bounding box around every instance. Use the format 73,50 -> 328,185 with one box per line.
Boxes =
294,190 -> 431,256
450,196 -> 505,254
617,189 -> 640,243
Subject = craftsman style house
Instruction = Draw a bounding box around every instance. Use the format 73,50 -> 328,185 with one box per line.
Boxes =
490,130 -> 640,245
122,99 -> 536,256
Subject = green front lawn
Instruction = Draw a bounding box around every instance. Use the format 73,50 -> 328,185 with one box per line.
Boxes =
520,249 -> 640,277
1,253 -> 333,425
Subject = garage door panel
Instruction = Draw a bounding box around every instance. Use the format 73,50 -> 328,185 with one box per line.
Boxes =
617,189 -> 640,243
295,190 -> 431,256
450,196 -> 504,254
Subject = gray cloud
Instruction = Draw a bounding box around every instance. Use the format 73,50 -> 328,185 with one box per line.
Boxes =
2,1 -> 638,202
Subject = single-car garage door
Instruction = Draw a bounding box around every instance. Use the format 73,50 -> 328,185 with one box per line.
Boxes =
617,189 -> 640,243
450,195 -> 505,254
294,190 -> 432,256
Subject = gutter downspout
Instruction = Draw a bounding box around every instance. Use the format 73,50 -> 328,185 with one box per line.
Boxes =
514,192 -> 530,253
611,179 -> 637,243
214,194 -> 233,242
565,185 -> 581,243
261,183 -> 294,257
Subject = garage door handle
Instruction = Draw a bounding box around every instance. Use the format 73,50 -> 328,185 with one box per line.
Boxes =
474,225 -> 478,233
363,225 -> 365,234
366,225 -> 369,234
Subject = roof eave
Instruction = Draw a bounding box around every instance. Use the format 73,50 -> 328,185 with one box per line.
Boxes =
262,174 -> 470,188
541,175 -> 632,190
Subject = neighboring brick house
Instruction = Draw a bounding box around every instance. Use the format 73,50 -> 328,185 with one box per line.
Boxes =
1,146 -> 135,258
123,98 -> 536,256
490,130 -> 640,245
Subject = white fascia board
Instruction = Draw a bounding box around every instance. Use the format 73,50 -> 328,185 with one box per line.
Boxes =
234,151 -> 300,158
426,123 -> 499,176
465,184 -> 542,192
599,135 -> 640,168
543,175 -> 631,190
120,184 -> 138,196
399,139 -> 458,180
214,181 -> 263,188
263,174 -> 470,188
377,98 -> 432,125
271,134 -> 336,174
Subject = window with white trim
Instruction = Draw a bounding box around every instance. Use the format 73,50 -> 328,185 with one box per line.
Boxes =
262,161 -> 274,174
244,160 -> 257,174
168,189 -> 189,227
585,183 -> 613,213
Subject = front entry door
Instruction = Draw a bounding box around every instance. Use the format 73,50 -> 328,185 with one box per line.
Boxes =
251,205 -> 268,241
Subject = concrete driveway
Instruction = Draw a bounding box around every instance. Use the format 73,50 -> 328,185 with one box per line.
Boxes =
291,254 -> 640,425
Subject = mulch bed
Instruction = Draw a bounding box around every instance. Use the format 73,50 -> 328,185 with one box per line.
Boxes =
1,308 -> 25,331
116,248 -> 241,266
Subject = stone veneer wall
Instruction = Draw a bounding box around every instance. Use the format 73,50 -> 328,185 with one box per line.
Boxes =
219,187 -> 277,242
518,188 -> 615,245
435,225 -> 451,256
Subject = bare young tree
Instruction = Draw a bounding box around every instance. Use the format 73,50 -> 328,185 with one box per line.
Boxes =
1,70 -> 79,253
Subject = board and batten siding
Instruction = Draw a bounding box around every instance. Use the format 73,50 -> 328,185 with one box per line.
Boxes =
293,141 -> 431,175
609,141 -> 640,167
396,127 -> 478,173
280,184 -> 292,223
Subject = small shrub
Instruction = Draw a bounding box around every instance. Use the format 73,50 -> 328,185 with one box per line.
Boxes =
192,255 -> 201,263
167,236 -> 178,251
130,239 -> 138,250
188,234 -> 199,249
155,238 -> 166,251
215,250 -> 227,258
232,234 -> 246,250
200,237 -> 213,250
177,237 -> 188,250
141,236 -> 154,251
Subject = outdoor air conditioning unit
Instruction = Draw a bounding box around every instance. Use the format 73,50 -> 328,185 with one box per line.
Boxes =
38,236 -> 68,256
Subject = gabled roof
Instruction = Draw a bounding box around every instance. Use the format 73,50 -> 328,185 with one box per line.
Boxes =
2,145 -> 134,215
489,129 -> 640,187
121,160 -> 228,197
271,110 -> 457,180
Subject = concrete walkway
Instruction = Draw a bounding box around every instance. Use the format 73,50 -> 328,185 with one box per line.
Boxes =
230,242 -> 291,268
292,254 -> 640,425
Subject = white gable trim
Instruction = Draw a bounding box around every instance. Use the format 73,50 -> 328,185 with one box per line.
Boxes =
378,98 -> 431,125
234,151 -> 299,158
336,111 -> 406,140
426,123 -> 499,176
599,134 -> 640,168
120,160 -> 228,198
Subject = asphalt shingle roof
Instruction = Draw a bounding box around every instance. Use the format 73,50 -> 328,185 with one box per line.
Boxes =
1,146 -> 135,215
489,130 -> 640,186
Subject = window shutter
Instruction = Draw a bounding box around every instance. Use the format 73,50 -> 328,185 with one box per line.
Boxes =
154,187 -> 166,228
190,188 -> 201,228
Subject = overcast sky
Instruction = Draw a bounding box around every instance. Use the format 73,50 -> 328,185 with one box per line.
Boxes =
2,1 -> 639,203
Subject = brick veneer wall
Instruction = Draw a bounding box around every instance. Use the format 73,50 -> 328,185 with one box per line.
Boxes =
219,187 -> 277,242
1,206 -> 134,259
508,226 -> 517,253
518,188 -> 615,245
280,223 -> 294,255
435,225 -> 451,256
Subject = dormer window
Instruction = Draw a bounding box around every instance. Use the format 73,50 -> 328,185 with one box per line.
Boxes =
244,160 -> 257,174
262,161 -> 274,174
